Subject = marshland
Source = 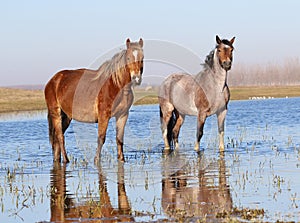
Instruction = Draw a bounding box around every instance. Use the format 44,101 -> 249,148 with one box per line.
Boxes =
0,95 -> 299,222
2,0 -> 300,222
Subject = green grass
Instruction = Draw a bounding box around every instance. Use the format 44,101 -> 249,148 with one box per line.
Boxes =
1,86 -> 300,113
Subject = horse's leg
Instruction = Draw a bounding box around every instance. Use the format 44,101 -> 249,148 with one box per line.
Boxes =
49,107 -> 66,162
61,111 -> 71,163
217,109 -> 227,152
115,113 -> 129,162
47,111 -> 61,161
94,114 -> 110,163
172,111 -> 185,149
194,112 -> 207,152
159,101 -> 174,150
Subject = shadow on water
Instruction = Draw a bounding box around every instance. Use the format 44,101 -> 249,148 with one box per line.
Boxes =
49,149 -> 234,222
50,162 -> 134,222
161,151 -> 232,222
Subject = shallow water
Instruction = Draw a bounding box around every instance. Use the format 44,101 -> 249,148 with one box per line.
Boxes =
0,98 -> 300,222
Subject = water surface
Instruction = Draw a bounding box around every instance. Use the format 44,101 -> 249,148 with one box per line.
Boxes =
0,97 -> 300,222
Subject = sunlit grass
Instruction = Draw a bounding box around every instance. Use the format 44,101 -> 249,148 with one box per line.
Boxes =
0,88 -> 46,113
1,85 -> 300,112
230,85 -> 300,100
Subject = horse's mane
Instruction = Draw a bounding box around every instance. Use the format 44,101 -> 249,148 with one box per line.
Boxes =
93,50 -> 127,88
202,39 -> 233,71
93,43 -> 143,88
202,49 -> 215,70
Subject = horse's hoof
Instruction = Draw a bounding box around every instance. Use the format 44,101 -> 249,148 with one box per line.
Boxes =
118,155 -> 125,162
94,156 -> 100,164
53,159 -> 61,164
219,146 -> 225,152
53,156 -> 62,163
163,149 -> 172,157
63,157 -> 70,163
219,151 -> 225,158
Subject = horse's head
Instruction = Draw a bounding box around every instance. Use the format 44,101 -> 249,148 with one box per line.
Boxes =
125,38 -> 144,85
215,35 -> 235,71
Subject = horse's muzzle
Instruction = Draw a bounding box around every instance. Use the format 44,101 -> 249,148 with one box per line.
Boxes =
131,74 -> 142,85
222,61 -> 232,71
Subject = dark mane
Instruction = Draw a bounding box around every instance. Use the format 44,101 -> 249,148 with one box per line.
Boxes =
202,38 -> 233,70
202,49 -> 215,70
221,39 -> 233,48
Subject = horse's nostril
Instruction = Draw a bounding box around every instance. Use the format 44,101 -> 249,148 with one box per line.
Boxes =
223,61 -> 231,68
222,61 -> 232,71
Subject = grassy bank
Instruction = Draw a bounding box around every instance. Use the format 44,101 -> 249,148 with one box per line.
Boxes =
0,88 -> 46,113
0,86 -> 299,113
230,86 -> 300,100
134,85 -> 300,104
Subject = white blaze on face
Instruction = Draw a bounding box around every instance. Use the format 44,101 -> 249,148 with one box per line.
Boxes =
133,50 -> 138,62
131,50 -> 140,83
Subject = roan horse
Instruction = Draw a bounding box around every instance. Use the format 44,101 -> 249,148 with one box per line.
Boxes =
45,38 -> 144,163
159,35 -> 235,152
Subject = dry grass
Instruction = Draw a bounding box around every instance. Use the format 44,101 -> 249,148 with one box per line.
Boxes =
230,85 -> 300,100
1,86 -> 300,113
0,88 -> 46,113
134,85 -> 300,104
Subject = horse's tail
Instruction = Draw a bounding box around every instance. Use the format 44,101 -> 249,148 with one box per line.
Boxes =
167,110 -> 177,148
160,106 -> 177,148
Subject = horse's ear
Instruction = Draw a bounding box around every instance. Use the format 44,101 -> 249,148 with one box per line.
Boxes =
230,36 -> 235,45
216,35 -> 222,44
139,38 -> 143,47
126,38 -> 131,49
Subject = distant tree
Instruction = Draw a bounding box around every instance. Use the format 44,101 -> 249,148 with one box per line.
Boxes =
229,57 -> 300,86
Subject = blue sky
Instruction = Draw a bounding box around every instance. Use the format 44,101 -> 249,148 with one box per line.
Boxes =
1,1 -> 300,86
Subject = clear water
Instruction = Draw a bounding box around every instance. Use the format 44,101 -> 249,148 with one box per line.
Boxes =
0,98 -> 300,222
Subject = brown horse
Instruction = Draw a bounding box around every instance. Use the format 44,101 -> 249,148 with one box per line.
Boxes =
159,35 -> 235,152
45,38 -> 144,163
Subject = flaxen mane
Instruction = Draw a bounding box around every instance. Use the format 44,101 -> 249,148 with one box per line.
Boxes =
93,50 -> 127,88
94,43 -> 143,88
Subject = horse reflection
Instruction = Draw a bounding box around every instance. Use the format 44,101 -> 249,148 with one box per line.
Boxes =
50,163 -> 133,222
162,153 -> 232,219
